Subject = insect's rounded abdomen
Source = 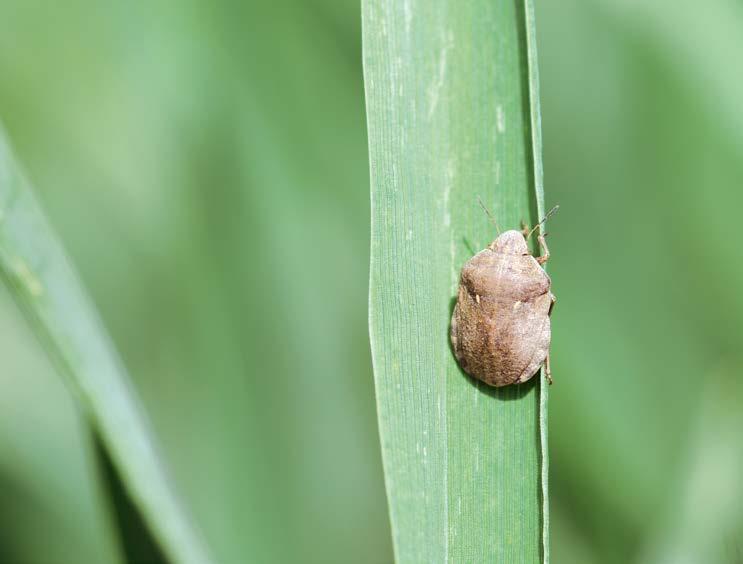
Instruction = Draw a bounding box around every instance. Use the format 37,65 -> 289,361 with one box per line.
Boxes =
450,246 -> 553,387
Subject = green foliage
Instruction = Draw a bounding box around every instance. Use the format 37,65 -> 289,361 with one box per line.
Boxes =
363,0 -> 548,561
0,2 -> 389,563
539,1 -> 743,561
0,128 -> 212,564
0,0 -> 742,563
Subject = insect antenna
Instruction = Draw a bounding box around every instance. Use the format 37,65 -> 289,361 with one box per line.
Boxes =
477,196 -> 501,234
527,204 -> 560,240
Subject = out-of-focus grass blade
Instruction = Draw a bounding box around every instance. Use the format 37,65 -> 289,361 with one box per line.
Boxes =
93,433 -> 168,564
640,365 -> 743,564
0,127 -> 212,564
363,0 -> 549,561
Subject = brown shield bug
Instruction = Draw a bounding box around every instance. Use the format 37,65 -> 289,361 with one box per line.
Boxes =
450,203 -> 558,387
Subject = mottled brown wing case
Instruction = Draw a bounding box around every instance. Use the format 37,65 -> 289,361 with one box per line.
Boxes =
451,249 -> 552,387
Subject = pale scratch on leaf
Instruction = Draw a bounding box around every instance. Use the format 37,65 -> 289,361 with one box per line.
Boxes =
427,31 -> 454,119
442,159 -> 454,228
443,159 -> 458,294
450,238 -> 456,293
404,0 -> 412,35
496,104 -> 506,132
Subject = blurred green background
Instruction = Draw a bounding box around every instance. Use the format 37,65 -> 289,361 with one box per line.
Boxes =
0,0 -> 741,563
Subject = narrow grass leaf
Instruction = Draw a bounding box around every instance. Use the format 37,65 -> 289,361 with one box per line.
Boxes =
0,126 -> 212,564
363,0 -> 548,561
523,0 -> 550,560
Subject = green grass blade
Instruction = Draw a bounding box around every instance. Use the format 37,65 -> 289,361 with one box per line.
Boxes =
0,127 -> 212,564
363,0 -> 548,561
523,0 -> 550,560
93,433 -> 168,564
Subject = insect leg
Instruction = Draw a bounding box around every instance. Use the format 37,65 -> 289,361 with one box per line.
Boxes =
544,352 -> 553,385
536,234 -> 550,265
548,293 -> 556,315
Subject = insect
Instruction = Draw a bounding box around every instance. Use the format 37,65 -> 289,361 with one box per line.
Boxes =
450,203 -> 558,387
